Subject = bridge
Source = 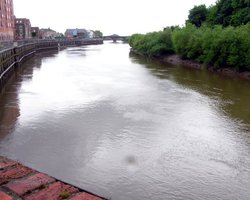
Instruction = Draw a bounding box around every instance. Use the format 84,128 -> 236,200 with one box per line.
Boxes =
103,34 -> 129,42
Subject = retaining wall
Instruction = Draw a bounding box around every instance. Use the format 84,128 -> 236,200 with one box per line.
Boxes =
0,39 -> 103,93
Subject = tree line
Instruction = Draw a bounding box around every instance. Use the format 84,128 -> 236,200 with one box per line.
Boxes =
129,0 -> 250,71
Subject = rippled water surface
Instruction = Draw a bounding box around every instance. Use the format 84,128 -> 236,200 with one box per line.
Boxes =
0,43 -> 250,200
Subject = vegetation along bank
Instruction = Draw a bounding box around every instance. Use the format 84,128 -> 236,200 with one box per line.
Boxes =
129,0 -> 250,79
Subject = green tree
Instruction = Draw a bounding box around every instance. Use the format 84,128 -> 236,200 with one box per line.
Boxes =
188,5 -> 208,27
129,0 -> 250,71
206,5 -> 218,25
172,23 -> 197,58
213,0 -> 250,26
214,0 -> 233,26
93,30 -> 103,38
129,30 -> 174,57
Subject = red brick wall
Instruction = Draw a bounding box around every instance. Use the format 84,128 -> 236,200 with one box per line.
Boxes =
0,0 -> 15,41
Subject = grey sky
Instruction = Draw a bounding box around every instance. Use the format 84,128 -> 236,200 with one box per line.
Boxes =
14,0 -> 216,35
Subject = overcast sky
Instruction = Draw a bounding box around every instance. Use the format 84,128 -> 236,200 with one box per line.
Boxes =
13,0 -> 216,35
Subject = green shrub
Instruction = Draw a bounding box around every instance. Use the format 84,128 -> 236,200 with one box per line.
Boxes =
129,29 -> 174,57
129,23 -> 250,71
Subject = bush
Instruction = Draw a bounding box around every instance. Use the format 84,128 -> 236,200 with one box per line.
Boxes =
129,29 -> 174,57
171,23 -> 250,70
129,23 -> 250,71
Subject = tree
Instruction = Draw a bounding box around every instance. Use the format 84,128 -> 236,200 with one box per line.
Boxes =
206,5 -> 218,25
213,0 -> 250,26
214,0 -> 234,26
93,30 -> 103,38
188,5 -> 208,27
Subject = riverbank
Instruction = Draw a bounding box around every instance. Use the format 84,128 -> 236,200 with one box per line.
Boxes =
164,54 -> 250,80
129,22 -> 250,81
0,156 -> 105,200
162,54 -> 202,69
131,49 -> 250,81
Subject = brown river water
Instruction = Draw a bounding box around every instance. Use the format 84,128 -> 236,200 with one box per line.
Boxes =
0,42 -> 250,200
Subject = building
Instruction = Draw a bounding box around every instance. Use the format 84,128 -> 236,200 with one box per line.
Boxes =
0,0 -> 15,41
65,29 -> 77,38
65,29 -> 88,39
15,18 -> 31,40
31,27 -> 39,38
39,28 -> 60,39
87,30 -> 94,38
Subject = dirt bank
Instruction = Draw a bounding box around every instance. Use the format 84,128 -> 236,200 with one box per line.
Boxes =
162,54 -> 203,69
162,54 -> 250,81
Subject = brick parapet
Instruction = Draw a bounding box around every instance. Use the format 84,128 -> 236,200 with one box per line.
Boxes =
0,156 -> 105,200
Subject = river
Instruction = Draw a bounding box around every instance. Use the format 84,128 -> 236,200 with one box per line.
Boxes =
0,42 -> 250,200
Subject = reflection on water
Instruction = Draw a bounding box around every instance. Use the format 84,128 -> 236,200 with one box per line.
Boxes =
130,52 -> 250,127
0,43 -> 250,200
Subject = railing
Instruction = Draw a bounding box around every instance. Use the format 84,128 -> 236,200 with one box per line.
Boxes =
0,38 -> 103,93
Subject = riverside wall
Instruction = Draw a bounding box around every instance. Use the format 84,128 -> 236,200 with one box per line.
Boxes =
0,39 -> 103,93
0,156 -> 106,200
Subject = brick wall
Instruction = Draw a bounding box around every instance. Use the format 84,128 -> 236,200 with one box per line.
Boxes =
0,0 -> 15,41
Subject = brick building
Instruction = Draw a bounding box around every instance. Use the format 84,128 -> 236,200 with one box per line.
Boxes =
0,0 -> 15,41
65,29 -> 88,39
39,28 -> 59,39
15,18 -> 31,40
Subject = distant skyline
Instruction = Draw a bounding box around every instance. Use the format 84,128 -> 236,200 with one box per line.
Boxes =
13,0 -> 216,35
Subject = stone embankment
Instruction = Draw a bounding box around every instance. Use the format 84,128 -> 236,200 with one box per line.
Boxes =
0,156 -> 105,200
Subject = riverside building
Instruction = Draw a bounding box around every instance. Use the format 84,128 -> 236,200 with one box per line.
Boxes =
15,18 -> 32,40
0,0 -> 15,41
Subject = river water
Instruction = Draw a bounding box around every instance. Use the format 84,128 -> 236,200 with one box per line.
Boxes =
0,43 -> 250,200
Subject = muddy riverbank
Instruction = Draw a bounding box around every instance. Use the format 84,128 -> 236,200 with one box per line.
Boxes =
131,49 -> 250,81
163,54 -> 250,80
